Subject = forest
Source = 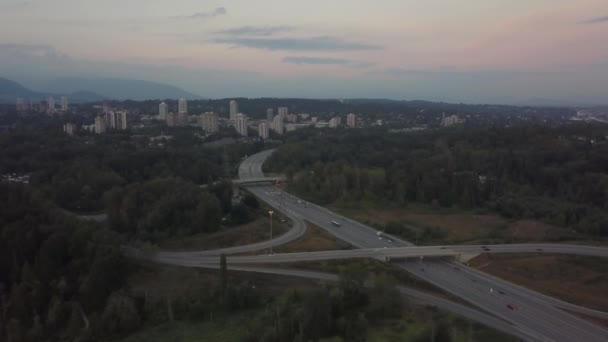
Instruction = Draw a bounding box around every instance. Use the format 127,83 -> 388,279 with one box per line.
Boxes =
265,123 -> 608,239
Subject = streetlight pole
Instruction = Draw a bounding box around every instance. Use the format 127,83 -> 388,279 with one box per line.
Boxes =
268,210 -> 274,255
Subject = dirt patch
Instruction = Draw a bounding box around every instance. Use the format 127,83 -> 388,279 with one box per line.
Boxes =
275,222 -> 350,253
470,254 -> 608,312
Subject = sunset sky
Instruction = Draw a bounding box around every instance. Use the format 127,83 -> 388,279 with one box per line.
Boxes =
1,0 -> 607,104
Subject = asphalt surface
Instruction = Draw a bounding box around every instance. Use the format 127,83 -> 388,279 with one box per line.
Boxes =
156,244 -> 608,265
234,150 -> 608,342
134,150 -> 608,342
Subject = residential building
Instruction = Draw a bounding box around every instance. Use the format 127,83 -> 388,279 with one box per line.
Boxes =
334,116 -> 342,126
272,115 -> 284,135
16,98 -> 25,112
286,123 -> 310,132
298,113 -> 310,120
329,118 -> 339,128
278,107 -> 288,121
311,117 -> 318,124
166,112 -> 178,127
105,111 -> 116,129
94,116 -> 106,134
235,113 -> 248,137
47,96 -> 55,113
230,100 -> 239,121
287,114 -> 298,123
347,113 -> 357,128
159,102 -> 168,120
63,123 -> 76,136
178,98 -> 188,114
266,108 -> 274,122
441,113 -> 465,127
258,122 -> 269,139
60,96 -> 68,112
116,112 -> 128,130
177,112 -> 189,127
201,112 -> 219,133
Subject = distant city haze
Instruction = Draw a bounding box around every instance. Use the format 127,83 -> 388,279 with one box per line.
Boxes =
1,0 -> 607,105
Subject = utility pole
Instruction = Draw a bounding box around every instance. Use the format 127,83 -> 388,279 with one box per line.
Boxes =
269,210 -> 274,254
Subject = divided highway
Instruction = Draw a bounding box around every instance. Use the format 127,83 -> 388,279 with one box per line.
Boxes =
135,150 -> 608,342
234,150 -> 608,342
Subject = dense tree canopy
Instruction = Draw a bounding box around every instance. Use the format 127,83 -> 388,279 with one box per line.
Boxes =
266,123 -> 608,238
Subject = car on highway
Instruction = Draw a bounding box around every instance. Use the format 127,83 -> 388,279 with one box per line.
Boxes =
506,304 -> 519,311
331,220 -> 341,227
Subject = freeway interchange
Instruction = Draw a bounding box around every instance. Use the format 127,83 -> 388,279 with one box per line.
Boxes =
131,149 -> 608,342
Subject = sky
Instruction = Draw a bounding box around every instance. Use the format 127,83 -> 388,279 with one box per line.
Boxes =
0,0 -> 607,104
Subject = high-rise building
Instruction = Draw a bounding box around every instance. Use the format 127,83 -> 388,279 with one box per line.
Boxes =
178,98 -> 188,114
47,96 -> 56,113
272,115 -> 284,135
166,112 -> 177,127
63,123 -> 76,136
329,118 -> 339,128
230,100 -> 239,121
266,108 -> 274,122
177,112 -> 189,127
116,112 -> 128,130
278,107 -> 288,121
201,112 -> 219,133
16,98 -> 25,112
159,102 -> 168,120
335,116 -> 342,126
258,122 -> 269,139
105,112 -> 116,129
235,113 -> 248,137
60,96 -> 68,112
94,116 -> 106,134
347,113 -> 357,128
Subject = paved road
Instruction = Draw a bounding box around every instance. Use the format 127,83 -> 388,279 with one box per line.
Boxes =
154,243 -> 608,265
234,150 -> 608,342
160,262 -> 546,341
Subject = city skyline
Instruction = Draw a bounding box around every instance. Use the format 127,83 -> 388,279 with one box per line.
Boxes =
0,1 -> 607,105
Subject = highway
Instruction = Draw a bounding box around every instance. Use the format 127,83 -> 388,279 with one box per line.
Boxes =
134,150 -> 608,341
235,150 -> 608,342
154,244 -> 608,264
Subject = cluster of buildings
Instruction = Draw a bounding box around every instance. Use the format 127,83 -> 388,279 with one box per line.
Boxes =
155,99 -> 360,139
16,96 -> 69,114
441,113 -> 465,127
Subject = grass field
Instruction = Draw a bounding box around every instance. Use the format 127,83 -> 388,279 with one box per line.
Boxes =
469,254 -> 608,312
275,222 -> 350,253
333,203 -> 569,245
157,215 -> 289,251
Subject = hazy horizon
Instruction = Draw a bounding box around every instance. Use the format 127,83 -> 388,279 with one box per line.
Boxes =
1,0 -> 607,105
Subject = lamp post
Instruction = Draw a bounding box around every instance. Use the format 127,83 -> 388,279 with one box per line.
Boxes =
268,210 -> 274,255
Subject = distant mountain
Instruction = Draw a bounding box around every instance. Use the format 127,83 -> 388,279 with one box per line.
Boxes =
40,77 -> 201,101
0,77 -> 104,104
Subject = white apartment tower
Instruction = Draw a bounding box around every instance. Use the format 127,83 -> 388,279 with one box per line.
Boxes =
235,113 -> 248,137
159,102 -> 169,120
116,112 -> 128,130
266,108 -> 274,122
347,113 -> 357,128
94,116 -> 106,134
178,98 -> 188,114
258,122 -> 269,139
60,96 -> 68,112
47,96 -> 56,113
201,112 -> 219,133
278,107 -> 288,121
230,100 -> 239,121
105,112 -> 116,129
272,115 -> 284,135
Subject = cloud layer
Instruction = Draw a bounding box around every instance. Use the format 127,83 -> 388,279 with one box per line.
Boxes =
214,26 -> 294,36
283,56 -> 375,68
580,15 -> 608,24
174,7 -> 227,20
213,36 -> 382,51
